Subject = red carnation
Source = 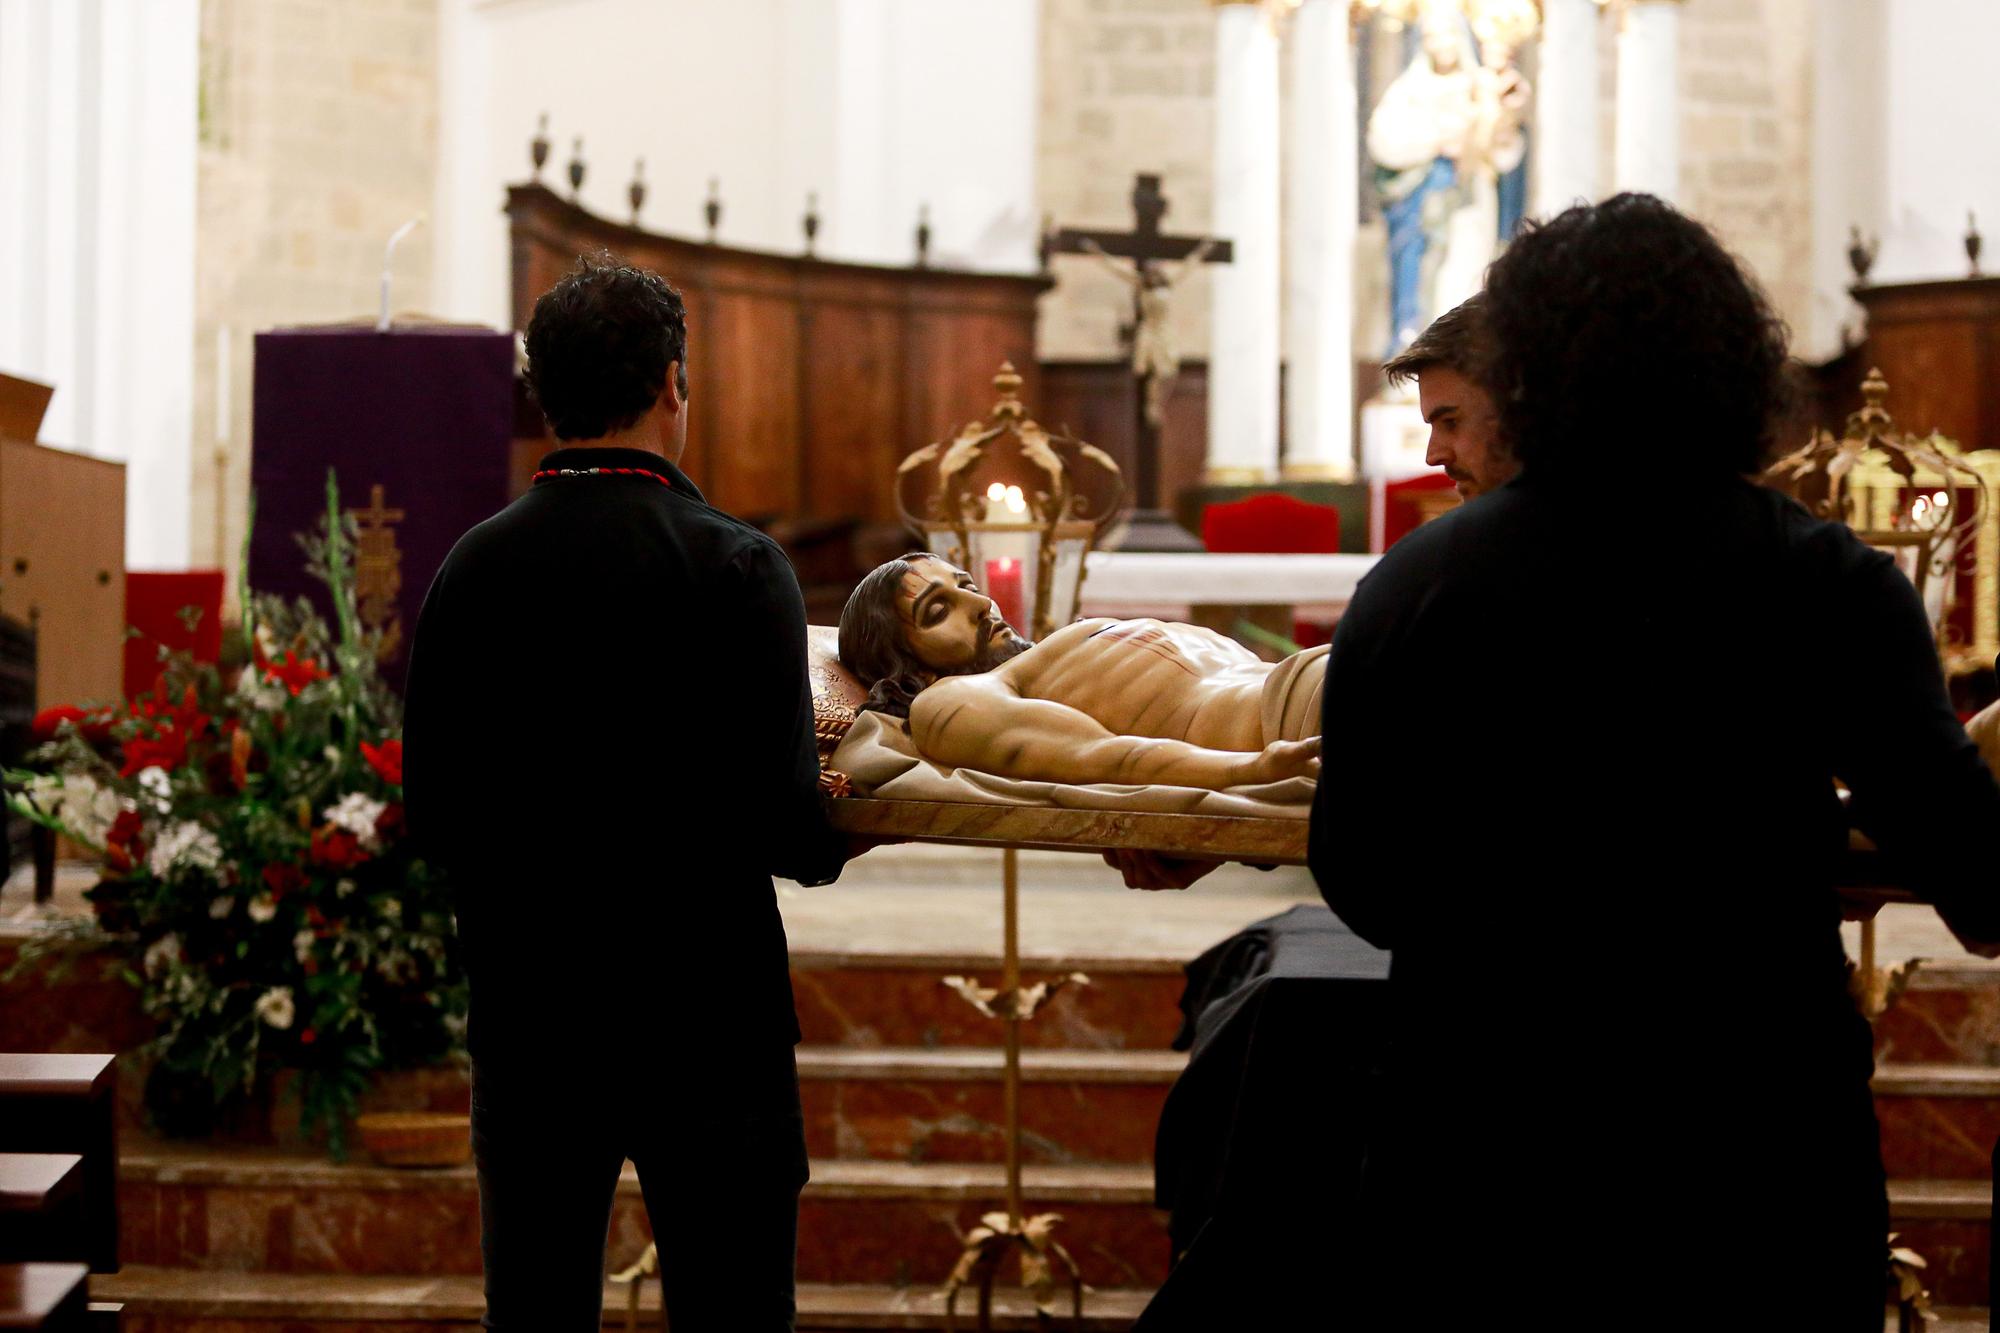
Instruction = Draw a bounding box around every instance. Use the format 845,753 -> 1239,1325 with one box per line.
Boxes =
31,705 -> 86,742
263,862 -> 306,897
119,687 -> 211,777
299,1028 -> 317,1045
309,825 -> 365,870
360,739 -> 403,787
374,802 -> 405,843
105,810 -> 146,875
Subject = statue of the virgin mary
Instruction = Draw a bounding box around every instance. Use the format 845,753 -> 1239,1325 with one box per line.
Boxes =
1367,0 -> 1533,357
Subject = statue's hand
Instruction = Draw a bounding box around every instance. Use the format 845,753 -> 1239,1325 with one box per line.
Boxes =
1240,737 -> 1321,786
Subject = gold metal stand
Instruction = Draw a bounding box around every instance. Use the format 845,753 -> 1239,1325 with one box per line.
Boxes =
1851,917 -> 1921,1021
941,848 -> 1090,1330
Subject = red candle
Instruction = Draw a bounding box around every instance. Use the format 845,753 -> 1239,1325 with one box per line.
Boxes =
984,556 -> 1025,633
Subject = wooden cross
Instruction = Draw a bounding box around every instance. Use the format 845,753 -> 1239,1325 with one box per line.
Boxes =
1047,174 -> 1233,535
346,484 -> 407,660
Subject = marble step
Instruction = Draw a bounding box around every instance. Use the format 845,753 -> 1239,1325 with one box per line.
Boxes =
790,953 -> 1189,1051
1871,965 -> 2000,1066
1874,1064 -> 2000,1179
1889,1178 -> 1992,1306
798,1046 -> 1183,1165
118,1146 -> 1170,1290
89,1267 -> 1155,1331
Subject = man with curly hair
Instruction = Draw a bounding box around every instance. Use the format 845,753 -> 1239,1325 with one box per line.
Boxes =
405,255 -> 856,1331
1309,194 -> 2000,1322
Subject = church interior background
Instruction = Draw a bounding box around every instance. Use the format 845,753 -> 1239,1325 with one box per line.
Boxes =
3,0 -> 2000,1328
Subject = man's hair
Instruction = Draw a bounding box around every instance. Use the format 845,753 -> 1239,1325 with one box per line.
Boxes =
1481,192 -> 1791,478
1382,292 -> 1488,387
838,554 -> 939,720
524,253 -> 690,441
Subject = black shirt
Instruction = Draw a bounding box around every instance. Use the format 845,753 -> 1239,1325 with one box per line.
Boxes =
1307,471 -> 2000,1295
403,448 -> 844,1063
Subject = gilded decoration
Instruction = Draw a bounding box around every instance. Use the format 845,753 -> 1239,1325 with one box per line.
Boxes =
1764,368 -> 1997,676
895,364 -> 1123,643
346,484 -> 406,664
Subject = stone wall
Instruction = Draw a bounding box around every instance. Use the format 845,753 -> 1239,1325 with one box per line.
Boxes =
191,0 -> 440,581
1036,0 -> 1818,367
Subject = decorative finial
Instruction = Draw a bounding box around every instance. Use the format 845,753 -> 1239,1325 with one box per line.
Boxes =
628,158 -> 646,224
915,204 -> 932,269
803,192 -> 820,257
704,178 -> 722,242
567,137 -> 586,199
992,362 -> 1025,418
1968,212 -> 1984,277
530,113 -> 550,179
1847,225 -> 1878,285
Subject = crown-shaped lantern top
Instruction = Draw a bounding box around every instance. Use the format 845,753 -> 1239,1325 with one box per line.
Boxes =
895,364 -> 1125,642
1764,367 -> 1990,664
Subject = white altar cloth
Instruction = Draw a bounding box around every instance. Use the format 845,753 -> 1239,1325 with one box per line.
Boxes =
1080,551 -> 1378,611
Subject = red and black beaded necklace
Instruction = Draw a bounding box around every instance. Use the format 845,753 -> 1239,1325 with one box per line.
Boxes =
530,465 -> 675,489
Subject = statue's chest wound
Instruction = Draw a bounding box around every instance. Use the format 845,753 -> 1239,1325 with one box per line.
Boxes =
1088,622 -> 1199,677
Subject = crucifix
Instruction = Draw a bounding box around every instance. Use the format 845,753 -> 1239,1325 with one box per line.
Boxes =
346,483 -> 407,662
1047,174 -> 1232,552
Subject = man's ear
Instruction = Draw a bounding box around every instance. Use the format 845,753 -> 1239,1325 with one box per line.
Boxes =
660,361 -> 684,414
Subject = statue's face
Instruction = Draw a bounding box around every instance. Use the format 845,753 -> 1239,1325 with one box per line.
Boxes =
1420,10 -> 1464,72
894,555 -> 1034,674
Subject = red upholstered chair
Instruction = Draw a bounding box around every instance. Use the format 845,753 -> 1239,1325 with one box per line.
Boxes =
1200,492 -> 1342,555
1199,493 -> 1343,647
1379,472 -> 1461,551
124,571 -> 225,700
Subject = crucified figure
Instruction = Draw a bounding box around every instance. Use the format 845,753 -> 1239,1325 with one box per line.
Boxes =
1079,235 -> 1221,429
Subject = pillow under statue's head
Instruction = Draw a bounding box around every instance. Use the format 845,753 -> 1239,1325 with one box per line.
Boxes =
836,553 -> 1035,718
805,626 -> 866,760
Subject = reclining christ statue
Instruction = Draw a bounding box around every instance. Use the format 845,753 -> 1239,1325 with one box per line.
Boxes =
837,553 -> 1325,792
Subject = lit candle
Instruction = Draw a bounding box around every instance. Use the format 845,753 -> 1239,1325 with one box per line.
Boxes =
984,555 -> 1025,633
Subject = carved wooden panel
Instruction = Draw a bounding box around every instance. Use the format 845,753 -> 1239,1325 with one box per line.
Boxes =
508,185 -> 1049,526
1856,276 -> 2000,453
0,440 -> 125,708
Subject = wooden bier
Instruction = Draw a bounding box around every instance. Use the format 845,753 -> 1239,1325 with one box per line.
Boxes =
0,373 -> 126,710
507,183 -> 1050,529
827,797 -> 1307,865
1855,275 -> 2000,455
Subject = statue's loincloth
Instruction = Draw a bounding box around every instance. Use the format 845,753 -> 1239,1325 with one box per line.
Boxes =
1260,643 -> 1329,746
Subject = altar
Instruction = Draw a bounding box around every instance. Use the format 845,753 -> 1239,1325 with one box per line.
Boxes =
1080,550 -> 1378,644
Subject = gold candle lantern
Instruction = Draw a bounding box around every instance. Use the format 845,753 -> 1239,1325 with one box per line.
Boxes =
895,363 -> 1125,642
1765,367 -> 1996,675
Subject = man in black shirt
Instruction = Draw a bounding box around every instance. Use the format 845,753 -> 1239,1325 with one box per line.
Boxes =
1310,195 -> 2000,1324
404,257 -> 853,1331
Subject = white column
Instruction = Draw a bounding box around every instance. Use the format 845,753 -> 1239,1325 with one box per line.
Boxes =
1533,0 -> 1603,218
1208,0 -> 1282,484
1283,0 -> 1356,481
1614,0 -> 1683,203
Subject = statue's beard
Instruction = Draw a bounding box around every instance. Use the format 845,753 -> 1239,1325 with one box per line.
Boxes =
939,618 -> 1034,680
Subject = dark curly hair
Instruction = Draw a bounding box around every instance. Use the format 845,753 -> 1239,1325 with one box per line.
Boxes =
1481,193 -> 1792,478
523,252 -> 690,441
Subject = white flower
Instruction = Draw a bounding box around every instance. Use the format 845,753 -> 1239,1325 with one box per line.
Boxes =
135,766 -> 173,813
208,896 -> 235,919
142,933 -> 182,978
26,774 -> 125,845
324,746 -> 343,765
248,895 -> 278,923
335,878 -> 357,899
254,986 -> 295,1030
146,821 -> 223,881
21,775 -> 62,817
293,929 -> 317,964
233,666 -> 286,712
322,792 -> 387,852
379,897 -> 402,924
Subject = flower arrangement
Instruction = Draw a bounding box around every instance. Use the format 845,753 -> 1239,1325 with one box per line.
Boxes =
6,476 -> 463,1152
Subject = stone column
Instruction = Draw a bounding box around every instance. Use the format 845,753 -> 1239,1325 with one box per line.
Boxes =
1533,0 -> 1604,217
1207,0 -> 1282,484
1282,0 -> 1357,481
1614,0 -> 1683,203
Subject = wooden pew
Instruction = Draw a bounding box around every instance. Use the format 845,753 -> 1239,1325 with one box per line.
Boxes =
0,1262 -> 88,1330
0,1058 -> 116,1273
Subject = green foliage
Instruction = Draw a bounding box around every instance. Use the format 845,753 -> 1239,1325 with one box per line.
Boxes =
6,473 -> 462,1155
